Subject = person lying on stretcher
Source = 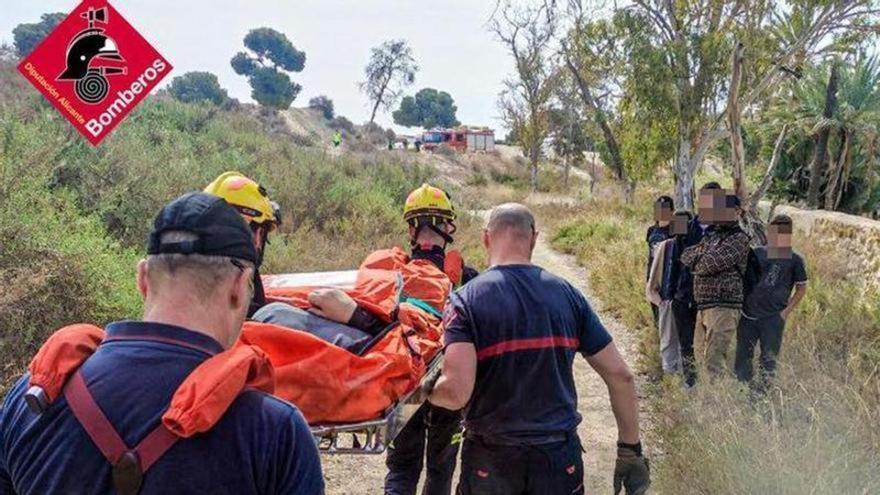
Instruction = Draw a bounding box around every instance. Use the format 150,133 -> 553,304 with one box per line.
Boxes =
250,184 -> 478,352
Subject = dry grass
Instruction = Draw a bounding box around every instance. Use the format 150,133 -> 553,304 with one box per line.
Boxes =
548,182 -> 880,494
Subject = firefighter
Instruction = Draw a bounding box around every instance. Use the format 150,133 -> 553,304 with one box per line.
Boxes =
429,203 -> 650,495
384,184 -> 478,495
0,193 -> 323,494
204,171 -> 281,317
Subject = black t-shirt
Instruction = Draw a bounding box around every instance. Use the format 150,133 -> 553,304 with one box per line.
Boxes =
742,247 -> 808,319
444,265 -> 612,445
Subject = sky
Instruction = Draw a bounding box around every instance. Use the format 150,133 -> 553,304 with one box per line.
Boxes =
1,0 -> 514,134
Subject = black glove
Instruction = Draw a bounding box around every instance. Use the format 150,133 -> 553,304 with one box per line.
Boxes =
613,443 -> 650,495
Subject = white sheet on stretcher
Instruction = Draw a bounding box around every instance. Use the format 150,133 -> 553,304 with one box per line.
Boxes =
262,270 -> 358,290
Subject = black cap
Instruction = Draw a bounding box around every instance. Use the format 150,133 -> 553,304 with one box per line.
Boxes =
147,192 -> 258,263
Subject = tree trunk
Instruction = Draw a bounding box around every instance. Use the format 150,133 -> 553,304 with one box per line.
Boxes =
589,153 -> 597,196
529,148 -> 539,192
808,63 -> 839,208
825,128 -> 849,210
624,180 -> 636,204
563,53 -> 625,181
368,72 -> 394,125
674,136 -> 696,211
727,43 -> 747,203
750,124 -> 789,210
368,99 -> 381,126
563,153 -> 570,189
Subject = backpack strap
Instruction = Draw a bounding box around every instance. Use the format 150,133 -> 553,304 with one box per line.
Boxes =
64,370 -> 179,495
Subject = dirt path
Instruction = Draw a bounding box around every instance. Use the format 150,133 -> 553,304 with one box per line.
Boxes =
531,229 -> 643,493
321,205 -> 645,494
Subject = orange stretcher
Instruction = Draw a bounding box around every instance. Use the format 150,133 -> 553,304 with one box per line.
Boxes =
241,247 -> 456,454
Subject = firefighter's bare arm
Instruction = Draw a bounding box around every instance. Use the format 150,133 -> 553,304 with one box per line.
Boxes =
427,342 -> 477,410
585,343 -> 640,444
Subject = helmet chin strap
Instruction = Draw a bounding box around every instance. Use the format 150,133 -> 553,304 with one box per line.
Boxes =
410,221 -> 454,249
252,223 -> 269,266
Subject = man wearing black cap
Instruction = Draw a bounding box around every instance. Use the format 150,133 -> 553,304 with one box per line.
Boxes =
0,193 -> 324,494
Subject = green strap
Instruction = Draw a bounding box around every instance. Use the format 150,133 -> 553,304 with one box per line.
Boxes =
402,296 -> 442,318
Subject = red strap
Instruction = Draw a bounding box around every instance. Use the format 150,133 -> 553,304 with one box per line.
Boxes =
64,371 -> 179,472
134,425 -> 178,471
64,371 -> 127,464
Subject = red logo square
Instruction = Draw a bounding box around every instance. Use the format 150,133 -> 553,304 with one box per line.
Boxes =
17,0 -> 172,146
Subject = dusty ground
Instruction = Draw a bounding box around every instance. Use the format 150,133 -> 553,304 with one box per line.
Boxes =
321,205 -> 646,494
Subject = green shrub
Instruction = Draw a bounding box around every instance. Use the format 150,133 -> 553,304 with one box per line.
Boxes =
0,58 -> 486,397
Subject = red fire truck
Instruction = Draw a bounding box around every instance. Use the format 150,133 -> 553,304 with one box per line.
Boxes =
419,127 -> 495,152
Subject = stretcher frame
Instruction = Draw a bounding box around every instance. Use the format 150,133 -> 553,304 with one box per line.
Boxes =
309,354 -> 443,455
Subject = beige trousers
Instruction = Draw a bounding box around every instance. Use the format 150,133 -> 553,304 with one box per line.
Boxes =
695,307 -> 740,376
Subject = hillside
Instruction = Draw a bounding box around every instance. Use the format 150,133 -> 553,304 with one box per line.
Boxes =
281,107 -> 337,147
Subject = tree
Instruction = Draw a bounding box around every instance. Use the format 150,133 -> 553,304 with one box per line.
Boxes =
167,72 -> 230,106
308,96 -> 335,120
548,77 -> 592,188
13,12 -> 64,57
492,1 -> 557,191
393,88 -> 460,129
807,63 -> 840,207
561,5 -> 627,183
360,40 -> 418,125
762,55 -> 880,214
231,28 -> 306,110
623,0 -> 878,210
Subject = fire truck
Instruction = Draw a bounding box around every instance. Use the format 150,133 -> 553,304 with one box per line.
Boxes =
419,126 -> 495,152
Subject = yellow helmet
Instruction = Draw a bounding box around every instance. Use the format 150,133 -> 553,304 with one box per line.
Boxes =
403,184 -> 456,225
204,172 -> 279,229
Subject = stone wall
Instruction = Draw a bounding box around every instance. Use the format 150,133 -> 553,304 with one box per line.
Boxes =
762,203 -> 880,288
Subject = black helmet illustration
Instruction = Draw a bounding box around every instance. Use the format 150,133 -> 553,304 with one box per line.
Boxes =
57,7 -> 126,104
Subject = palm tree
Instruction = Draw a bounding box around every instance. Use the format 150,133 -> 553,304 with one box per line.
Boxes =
784,55 -> 880,211
825,55 -> 880,210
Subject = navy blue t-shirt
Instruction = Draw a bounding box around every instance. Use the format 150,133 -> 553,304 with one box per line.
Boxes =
0,321 -> 324,495
444,264 -> 612,445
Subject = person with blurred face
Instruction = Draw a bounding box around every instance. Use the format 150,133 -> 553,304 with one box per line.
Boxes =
681,187 -> 751,377
735,215 -> 808,393
646,196 -> 674,326
646,211 -> 694,377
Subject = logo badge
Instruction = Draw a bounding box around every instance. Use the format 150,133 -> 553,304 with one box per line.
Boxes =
17,0 -> 172,145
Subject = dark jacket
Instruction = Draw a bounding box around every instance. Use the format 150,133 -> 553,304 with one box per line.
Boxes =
674,218 -> 707,304
657,239 -> 682,301
680,225 -> 750,309
645,224 -> 670,281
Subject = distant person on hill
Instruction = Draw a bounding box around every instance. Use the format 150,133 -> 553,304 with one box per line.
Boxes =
735,214 -> 808,393
429,203 -> 649,495
204,172 -> 281,318
681,186 -> 750,377
333,130 -> 342,148
646,196 -> 674,326
0,193 -> 323,494
646,210 -> 693,376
